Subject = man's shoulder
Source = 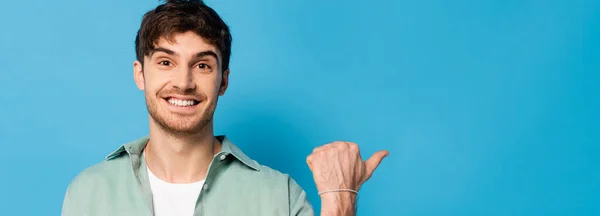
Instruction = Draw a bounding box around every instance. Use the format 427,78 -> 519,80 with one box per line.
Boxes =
258,164 -> 307,197
226,156 -> 293,182
66,136 -> 142,192
68,136 -> 147,186
246,163 -> 313,214
219,136 -> 306,193
225,158 -> 306,194
257,163 -> 292,179
219,137 -> 299,184
61,140 -> 146,215
217,159 -> 312,211
67,154 -> 130,190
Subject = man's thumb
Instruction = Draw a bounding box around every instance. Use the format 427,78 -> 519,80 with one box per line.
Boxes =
365,150 -> 389,179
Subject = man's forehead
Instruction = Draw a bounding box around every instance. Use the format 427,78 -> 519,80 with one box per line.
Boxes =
151,33 -> 220,55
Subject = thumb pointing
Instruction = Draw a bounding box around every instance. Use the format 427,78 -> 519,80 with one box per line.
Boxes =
365,150 -> 389,179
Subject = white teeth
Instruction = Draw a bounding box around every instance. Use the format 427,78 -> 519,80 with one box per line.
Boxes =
168,99 -> 196,107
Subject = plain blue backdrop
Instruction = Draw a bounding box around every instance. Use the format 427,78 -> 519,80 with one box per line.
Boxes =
0,0 -> 599,215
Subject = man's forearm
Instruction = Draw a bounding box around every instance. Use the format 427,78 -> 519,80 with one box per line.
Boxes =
320,193 -> 357,216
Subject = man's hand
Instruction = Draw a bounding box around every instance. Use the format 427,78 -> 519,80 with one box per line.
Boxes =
306,141 -> 389,216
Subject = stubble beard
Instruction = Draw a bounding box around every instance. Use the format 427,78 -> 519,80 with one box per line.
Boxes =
145,92 -> 218,137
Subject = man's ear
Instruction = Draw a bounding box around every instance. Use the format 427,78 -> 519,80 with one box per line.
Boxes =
218,69 -> 230,96
133,60 -> 145,90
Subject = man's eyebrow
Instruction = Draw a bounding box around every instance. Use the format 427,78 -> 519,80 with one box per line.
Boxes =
150,47 -> 177,56
149,48 -> 220,65
194,51 -> 219,61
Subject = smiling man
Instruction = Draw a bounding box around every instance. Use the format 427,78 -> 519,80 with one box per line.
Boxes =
61,1 -> 388,216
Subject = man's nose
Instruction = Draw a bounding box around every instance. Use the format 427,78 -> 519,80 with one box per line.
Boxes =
171,67 -> 196,90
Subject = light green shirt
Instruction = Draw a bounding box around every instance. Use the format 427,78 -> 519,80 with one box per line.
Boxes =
61,135 -> 315,216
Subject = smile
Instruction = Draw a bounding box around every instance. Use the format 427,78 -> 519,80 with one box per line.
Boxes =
166,98 -> 200,107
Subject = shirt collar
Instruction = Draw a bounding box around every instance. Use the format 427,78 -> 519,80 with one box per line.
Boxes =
105,135 -> 260,171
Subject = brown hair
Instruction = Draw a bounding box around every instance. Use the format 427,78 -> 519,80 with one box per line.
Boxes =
135,0 -> 232,71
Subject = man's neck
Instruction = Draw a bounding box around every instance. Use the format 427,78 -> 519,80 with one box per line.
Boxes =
144,121 -> 222,184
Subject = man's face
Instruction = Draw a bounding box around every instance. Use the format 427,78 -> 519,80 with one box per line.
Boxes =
133,31 -> 229,135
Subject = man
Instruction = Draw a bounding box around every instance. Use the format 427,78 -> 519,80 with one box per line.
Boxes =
61,0 -> 388,215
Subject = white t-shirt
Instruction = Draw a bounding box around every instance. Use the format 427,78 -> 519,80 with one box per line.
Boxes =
147,166 -> 205,216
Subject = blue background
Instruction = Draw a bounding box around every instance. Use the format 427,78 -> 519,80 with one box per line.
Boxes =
1,0 -> 598,215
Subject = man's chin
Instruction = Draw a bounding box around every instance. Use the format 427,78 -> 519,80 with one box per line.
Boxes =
147,106 -> 214,136
160,123 -> 206,136
152,116 -> 211,135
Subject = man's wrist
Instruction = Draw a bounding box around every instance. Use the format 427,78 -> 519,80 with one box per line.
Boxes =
320,192 -> 357,216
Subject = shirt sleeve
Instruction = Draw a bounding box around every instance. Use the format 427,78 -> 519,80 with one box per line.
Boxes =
61,184 -> 80,216
288,177 -> 316,216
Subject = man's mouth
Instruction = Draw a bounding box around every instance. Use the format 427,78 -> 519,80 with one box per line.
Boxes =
165,98 -> 200,107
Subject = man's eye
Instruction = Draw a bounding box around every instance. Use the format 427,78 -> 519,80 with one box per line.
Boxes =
198,63 -> 211,70
159,61 -> 171,66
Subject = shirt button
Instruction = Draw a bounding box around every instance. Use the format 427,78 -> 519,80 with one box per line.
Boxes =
203,184 -> 209,190
219,154 -> 227,161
